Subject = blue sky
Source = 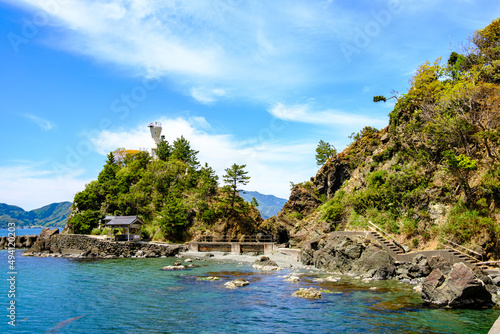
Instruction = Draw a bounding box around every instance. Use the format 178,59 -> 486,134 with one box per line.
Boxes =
1,0 -> 499,210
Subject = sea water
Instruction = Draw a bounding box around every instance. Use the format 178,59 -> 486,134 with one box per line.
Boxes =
0,231 -> 499,333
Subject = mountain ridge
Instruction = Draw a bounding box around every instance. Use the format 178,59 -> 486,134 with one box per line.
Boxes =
239,190 -> 287,219
0,202 -> 72,228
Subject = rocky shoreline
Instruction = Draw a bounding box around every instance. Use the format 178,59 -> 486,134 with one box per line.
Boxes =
302,234 -> 500,308
13,228 -> 500,310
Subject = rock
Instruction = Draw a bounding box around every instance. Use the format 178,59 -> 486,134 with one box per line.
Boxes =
284,274 -> 301,282
292,287 -> 322,299
253,256 -> 282,270
380,133 -> 389,143
199,276 -> 220,281
38,228 -> 59,240
173,262 -> 182,266
162,265 -> 186,270
224,278 -> 249,289
184,258 -> 193,263
205,253 -> 214,258
421,263 -> 493,308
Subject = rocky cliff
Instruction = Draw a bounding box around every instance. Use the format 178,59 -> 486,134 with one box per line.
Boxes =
269,19 -> 500,259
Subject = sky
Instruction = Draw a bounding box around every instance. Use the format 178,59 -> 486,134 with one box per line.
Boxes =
1,0 -> 499,211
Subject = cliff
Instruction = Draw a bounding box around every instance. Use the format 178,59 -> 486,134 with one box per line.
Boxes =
270,19 -> 500,259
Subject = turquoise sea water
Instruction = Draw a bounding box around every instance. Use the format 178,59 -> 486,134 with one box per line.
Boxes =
1,230 -> 499,333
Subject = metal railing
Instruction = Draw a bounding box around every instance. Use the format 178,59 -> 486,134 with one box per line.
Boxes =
439,237 -> 483,262
198,234 -> 274,243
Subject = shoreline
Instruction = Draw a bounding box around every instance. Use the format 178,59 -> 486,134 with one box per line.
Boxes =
178,250 -> 310,270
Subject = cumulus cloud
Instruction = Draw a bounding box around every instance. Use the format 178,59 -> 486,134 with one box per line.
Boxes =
89,116 -> 316,199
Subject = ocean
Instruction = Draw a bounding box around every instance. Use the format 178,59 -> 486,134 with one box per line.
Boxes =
1,229 -> 499,333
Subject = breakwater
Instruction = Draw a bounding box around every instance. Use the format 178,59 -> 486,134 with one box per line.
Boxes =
23,233 -> 186,258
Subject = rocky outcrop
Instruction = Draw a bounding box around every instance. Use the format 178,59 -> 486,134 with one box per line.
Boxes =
314,159 -> 351,200
302,235 -> 395,279
23,234 -> 186,258
421,263 -> 493,308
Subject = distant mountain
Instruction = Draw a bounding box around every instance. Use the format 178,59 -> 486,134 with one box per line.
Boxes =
0,202 -> 72,228
239,190 -> 287,219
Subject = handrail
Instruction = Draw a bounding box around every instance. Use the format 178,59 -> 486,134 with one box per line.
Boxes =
367,221 -> 405,253
440,237 -> 483,261
198,234 -> 274,243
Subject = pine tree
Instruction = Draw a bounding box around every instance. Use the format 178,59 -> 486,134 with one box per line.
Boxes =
223,164 -> 250,210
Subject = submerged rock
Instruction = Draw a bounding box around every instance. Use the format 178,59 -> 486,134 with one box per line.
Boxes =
421,262 -> 492,308
162,265 -> 186,270
293,287 -> 322,299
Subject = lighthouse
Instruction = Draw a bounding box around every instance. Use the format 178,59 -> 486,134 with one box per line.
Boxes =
148,122 -> 162,159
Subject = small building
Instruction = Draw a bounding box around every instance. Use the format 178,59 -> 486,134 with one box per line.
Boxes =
104,215 -> 144,241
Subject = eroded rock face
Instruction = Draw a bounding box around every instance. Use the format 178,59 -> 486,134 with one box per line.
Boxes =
302,235 -> 395,279
421,262 -> 493,308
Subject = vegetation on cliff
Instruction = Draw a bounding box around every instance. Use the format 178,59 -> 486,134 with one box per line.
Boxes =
66,138 -> 262,241
275,19 -> 500,258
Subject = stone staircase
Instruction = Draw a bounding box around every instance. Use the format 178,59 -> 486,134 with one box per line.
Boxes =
366,231 -> 404,258
330,229 -> 489,271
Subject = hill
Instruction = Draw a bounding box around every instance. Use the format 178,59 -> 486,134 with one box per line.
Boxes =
239,190 -> 287,219
65,141 -> 264,241
265,19 -> 500,260
0,202 -> 72,228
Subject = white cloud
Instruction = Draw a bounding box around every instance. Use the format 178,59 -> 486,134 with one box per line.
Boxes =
22,113 -> 54,131
190,87 -> 227,104
8,0 -> 353,103
268,102 -> 387,127
0,162 -> 89,211
89,117 -> 316,199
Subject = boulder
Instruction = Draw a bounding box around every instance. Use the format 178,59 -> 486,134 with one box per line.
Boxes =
253,256 -> 282,270
292,287 -> 322,299
224,278 -> 250,289
39,228 -> 59,240
421,262 -> 493,308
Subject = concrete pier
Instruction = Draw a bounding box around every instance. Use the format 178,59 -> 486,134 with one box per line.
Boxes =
188,241 -> 275,255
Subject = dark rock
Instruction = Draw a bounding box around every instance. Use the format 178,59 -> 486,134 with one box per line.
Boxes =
421,263 -> 492,308
428,255 -> 452,275
254,256 -> 278,267
302,235 -> 395,278
39,228 -> 59,240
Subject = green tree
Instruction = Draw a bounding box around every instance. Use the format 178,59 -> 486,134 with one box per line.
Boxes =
156,135 -> 172,161
315,140 -> 337,166
251,197 -> 259,207
223,164 -> 250,210
171,136 -> 199,168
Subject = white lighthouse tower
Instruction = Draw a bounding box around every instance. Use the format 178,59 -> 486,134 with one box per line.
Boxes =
148,122 -> 162,159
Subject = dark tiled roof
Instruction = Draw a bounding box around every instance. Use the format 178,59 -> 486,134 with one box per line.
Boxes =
104,215 -> 144,226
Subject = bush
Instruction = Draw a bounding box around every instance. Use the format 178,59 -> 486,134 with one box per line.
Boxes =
439,202 -> 499,245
